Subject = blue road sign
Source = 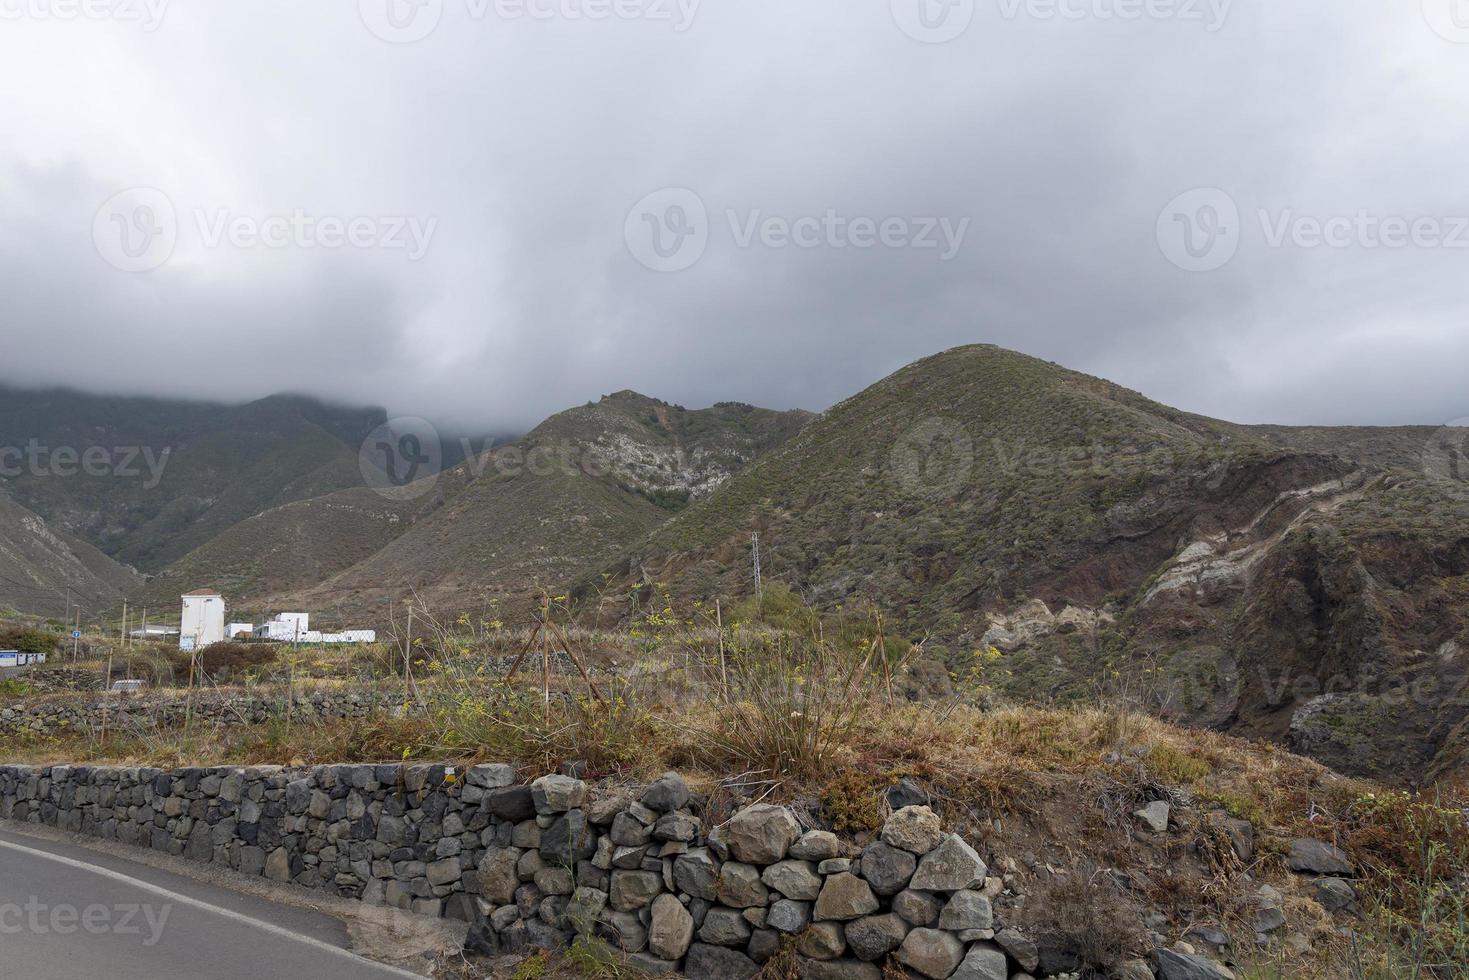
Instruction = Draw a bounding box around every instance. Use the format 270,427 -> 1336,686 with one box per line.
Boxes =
72,631 -> 82,639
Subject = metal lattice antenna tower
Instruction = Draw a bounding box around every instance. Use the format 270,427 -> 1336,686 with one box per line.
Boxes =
751,531 -> 763,602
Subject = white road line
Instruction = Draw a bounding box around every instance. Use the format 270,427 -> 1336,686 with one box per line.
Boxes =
0,835 -> 425,979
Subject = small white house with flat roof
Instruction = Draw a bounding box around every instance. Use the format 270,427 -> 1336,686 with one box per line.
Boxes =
180,589 -> 226,651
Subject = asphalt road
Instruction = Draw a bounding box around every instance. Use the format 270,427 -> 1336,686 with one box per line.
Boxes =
0,827 -> 426,980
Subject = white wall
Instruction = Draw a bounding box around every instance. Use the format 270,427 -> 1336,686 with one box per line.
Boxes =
180,596 -> 226,651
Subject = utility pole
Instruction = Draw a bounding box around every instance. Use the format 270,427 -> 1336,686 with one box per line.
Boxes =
751,532 -> 763,606
120,600 -> 128,650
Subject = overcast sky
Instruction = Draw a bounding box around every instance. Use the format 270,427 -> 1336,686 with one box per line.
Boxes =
1,0 -> 1467,432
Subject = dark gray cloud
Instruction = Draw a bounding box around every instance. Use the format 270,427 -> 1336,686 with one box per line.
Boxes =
1,0 -> 1466,432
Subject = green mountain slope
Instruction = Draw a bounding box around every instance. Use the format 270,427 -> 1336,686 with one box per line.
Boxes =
271,393 -> 811,615
0,388 -> 386,571
0,492 -> 142,619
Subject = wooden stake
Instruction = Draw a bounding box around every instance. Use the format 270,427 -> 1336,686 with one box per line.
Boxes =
541,593 -> 552,722
715,599 -> 728,703
100,648 -> 113,743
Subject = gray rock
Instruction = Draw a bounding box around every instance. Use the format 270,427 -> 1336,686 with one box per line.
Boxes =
654,811 -> 700,843
893,888 -> 943,926
609,869 -> 662,911
684,942 -> 759,980
796,957 -> 883,980
814,872 -> 880,921
897,927 -> 966,979
790,830 -> 842,861
767,898 -> 812,933
909,834 -> 987,892
1205,812 -> 1254,861
724,804 -> 799,864
860,841 -> 917,896
797,921 -> 846,960
937,890 -> 992,931
648,892 -> 694,960
425,857 -> 462,886
640,772 -> 691,813
881,806 -> 945,855
530,774 -> 586,813
673,848 -> 720,900
264,846 -> 291,882
995,927 -> 1040,972
611,811 -> 654,847
534,866 -> 574,896
1155,948 -> 1236,980
700,907 -> 753,948
1113,959 -> 1156,980
952,942 -> 1008,980
844,913 -> 909,961
564,886 -> 608,935
762,860 -> 823,900
466,763 -> 515,788
477,845 -> 522,905
747,928 -> 780,964
717,861 -> 769,908
1136,801 -> 1171,833
1287,839 -> 1353,876
1315,876 -> 1357,912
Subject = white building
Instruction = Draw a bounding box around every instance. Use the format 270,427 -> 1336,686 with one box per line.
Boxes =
179,590 -> 226,651
253,613 -> 375,645
227,623 -> 255,639
257,613 -> 310,642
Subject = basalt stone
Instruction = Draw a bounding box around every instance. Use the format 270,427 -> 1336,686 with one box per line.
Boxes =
609,869 -> 662,911
542,810 -> 596,864
761,859 -> 822,901
466,764 -> 515,789
1155,948 -> 1236,980
813,872 -> 879,921
477,845 -> 523,905
937,890 -> 993,932
995,927 -> 1040,972
896,928 -> 966,979
860,841 -> 917,896
892,888 -> 943,927
648,892 -> 694,960
909,834 -> 986,892
795,957 -> 883,980
654,811 -> 699,843
1287,839 -> 1353,876
611,811 -> 654,847
700,907 -> 753,948
952,942 -> 1008,980
640,772 -> 691,813
531,775 -> 586,814
564,886 -> 609,935
796,921 -> 846,960
716,861 -> 769,908
674,849 -> 720,900
789,830 -> 842,862
881,806 -> 944,855
767,899 -> 812,933
844,913 -> 909,961
885,777 -> 930,811
747,928 -> 780,965
484,786 -> 536,822
724,804 -> 799,864
683,943 -> 758,980
600,909 -> 648,953
1315,876 -> 1357,912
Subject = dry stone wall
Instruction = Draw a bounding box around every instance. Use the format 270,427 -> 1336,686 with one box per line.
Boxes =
0,689 -> 398,738
0,763 -> 1244,979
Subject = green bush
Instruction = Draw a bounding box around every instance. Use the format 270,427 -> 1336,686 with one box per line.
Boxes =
0,626 -> 58,654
